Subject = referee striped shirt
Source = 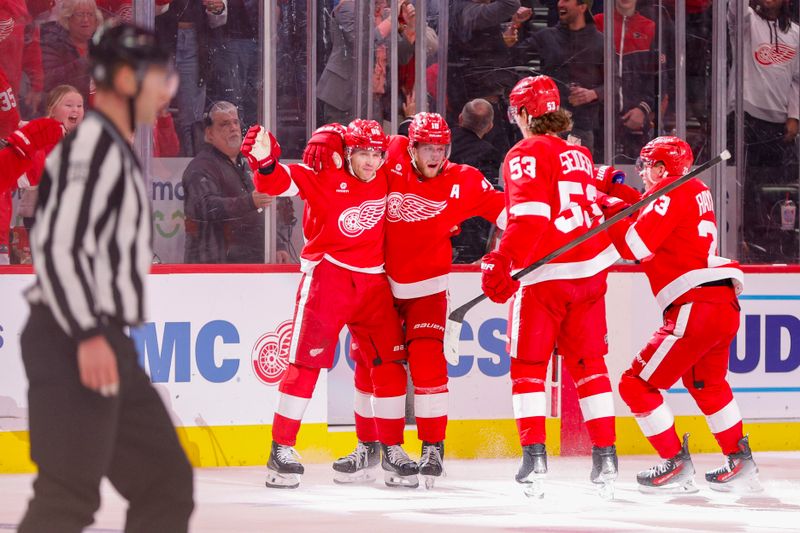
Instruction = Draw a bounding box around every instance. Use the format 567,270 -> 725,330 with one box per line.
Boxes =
26,111 -> 152,340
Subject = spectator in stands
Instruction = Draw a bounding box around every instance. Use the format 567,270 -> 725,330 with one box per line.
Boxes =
156,0 -> 226,156
182,101 -> 270,264
0,0 -> 44,118
728,0 -> 799,262
595,0 -> 658,162
517,0 -> 604,159
39,0 -> 101,105
450,98 -> 503,264
450,98 -> 501,184
448,0 -> 530,156
208,0 -> 260,131
317,0 -> 415,125
18,85 -> 86,233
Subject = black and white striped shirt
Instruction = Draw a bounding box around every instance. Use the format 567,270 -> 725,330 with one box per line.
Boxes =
26,111 -> 152,339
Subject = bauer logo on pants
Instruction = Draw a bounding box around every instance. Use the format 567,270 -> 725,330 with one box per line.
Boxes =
251,320 -> 293,385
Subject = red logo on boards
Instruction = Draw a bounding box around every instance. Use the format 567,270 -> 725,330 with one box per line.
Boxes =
251,320 -> 293,385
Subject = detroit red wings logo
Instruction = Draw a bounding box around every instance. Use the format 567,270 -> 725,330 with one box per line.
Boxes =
251,320 -> 293,385
386,192 -> 447,223
755,43 -> 796,66
338,197 -> 386,237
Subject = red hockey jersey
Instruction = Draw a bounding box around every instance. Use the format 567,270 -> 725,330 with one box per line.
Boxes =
499,135 -> 619,285
255,163 -> 387,273
383,135 -> 506,298
608,176 -> 744,310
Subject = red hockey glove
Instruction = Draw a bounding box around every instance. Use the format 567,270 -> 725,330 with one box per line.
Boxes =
608,182 -> 642,205
7,118 -> 65,159
480,251 -> 520,304
241,125 -> 281,174
596,192 -> 630,219
303,123 -> 345,172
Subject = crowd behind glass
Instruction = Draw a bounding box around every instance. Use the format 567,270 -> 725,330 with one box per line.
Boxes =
3,0 -> 799,266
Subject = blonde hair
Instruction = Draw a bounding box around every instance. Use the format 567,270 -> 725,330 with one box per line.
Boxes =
57,0 -> 103,30
46,85 -> 82,117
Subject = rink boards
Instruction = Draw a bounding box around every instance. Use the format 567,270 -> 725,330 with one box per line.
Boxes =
1,267 -> 799,473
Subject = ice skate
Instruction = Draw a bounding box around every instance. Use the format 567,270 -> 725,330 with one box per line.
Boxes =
266,441 -> 304,489
516,443 -> 547,499
706,435 -> 762,493
381,443 -> 419,488
419,441 -> 445,489
590,444 -> 618,500
637,433 -> 699,494
332,441 -> 380,484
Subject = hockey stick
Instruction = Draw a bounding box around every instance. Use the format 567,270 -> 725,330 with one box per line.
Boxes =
443,150 -> 731,364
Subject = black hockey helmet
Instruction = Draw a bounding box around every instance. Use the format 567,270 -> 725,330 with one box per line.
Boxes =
90,22 -> 171,89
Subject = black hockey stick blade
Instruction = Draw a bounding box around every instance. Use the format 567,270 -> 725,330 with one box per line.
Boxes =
443,150 -> 731,364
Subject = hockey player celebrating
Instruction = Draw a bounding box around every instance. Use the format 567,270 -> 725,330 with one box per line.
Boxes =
304,112 -> 506,489
598,136 -> 759,493
480,75 -> 619,498
240,119 -> 416,489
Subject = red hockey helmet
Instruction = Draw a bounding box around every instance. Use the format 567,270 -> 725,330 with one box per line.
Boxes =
408,112 -> 451,145
344,119 -> 389,152
637,136 -> 694,178
508,75 -> 560,121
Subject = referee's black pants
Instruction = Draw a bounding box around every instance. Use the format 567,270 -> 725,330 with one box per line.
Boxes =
18,305 -> 194,533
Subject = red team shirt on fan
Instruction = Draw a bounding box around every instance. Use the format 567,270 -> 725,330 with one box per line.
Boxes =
610,176 -> 744,310
383,136 -> 506,298
255,162 -> 387,273
500,134 -> 618,283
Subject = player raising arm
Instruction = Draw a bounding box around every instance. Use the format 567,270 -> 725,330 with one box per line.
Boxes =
304,112 -> 506,489
241,119 -> 416,489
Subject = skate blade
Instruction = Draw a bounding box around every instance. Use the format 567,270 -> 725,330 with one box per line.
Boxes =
333,466 -> 379,485
638,478 -> 699,495
593,472 -> 617,500
384,471 -> 419,488
265,471 -> 301,489
522,475 -> 546,499
423,474 -> 440,490
708,474 -> 764,494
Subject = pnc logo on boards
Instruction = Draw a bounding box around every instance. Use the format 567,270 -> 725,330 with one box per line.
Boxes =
251,320 -> 293,385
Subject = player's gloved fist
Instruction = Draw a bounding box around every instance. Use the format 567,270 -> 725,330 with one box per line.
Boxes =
7,118 -> 65,159
303,123 -> 345,172
241,125 -> 281,174
596,192 -> 630,218
480,251 -> 519,304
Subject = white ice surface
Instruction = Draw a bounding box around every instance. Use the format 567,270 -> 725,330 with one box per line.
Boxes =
1,452 -> 798,532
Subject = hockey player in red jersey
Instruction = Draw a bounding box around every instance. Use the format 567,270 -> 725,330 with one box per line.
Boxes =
240,119 -> 417,489
304,112 -> 506,489
480,75 -> 619,498
598,136 -> 759,494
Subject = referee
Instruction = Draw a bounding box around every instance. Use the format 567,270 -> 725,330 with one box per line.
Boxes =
18,23 -> 194,532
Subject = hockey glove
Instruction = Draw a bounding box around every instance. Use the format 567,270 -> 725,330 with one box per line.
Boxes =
241,125 -> 281,174
7,118 -> 65,159
596,192 -> 630,218
480,251 -> 520,304
303,123 -> 345,172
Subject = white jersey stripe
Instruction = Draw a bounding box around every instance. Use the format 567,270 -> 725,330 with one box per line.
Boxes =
706,399 -> 743,434
635,401 -> 675,437
640,304 -> 693,382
